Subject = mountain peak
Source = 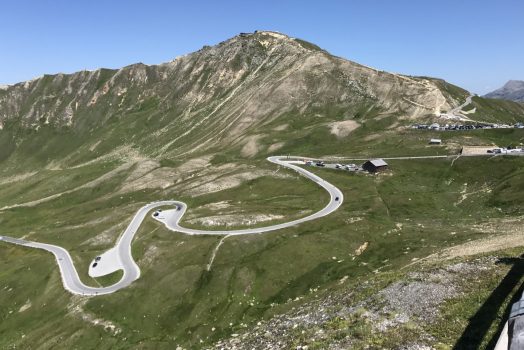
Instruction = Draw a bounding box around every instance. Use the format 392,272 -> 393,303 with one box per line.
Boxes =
504,79 -> 524,89
230,30 -> 325,52
0,30 -> 469,145
236,30 -> 291,40
485,80 -> 524,102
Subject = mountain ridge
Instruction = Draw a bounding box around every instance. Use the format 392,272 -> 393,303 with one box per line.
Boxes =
1,30 -> 522,171
0,31 -> 462,130
0,31 -> 469,165
484,80 -> 524,102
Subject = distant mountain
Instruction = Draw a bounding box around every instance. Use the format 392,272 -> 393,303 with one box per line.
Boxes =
484,80 -> 524,102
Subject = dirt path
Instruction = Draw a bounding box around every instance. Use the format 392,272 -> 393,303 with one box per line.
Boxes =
206,235 -> 230,271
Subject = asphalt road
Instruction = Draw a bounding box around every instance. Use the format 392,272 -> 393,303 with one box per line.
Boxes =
0,156 -> 343,296
449,94 -> 474,117
155,156 -> 343,235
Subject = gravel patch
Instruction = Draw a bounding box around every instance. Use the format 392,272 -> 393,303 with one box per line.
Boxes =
207,257 -> 498,350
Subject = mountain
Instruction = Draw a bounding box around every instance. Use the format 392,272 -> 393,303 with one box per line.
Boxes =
1,31 -> 524,350
0,31 -> 473,168
2,30 -> 524,171
484,80 -> 524,102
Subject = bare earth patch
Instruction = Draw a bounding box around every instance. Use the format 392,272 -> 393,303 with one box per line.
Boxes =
139,244 -> 160,269
355,242 -> 369,256
67,297 -> 121,335
186,213 -> 285,227
461,146 -> 498,156
363,133 -> 381,141
82,225 -> 124,247
268,142 -> 285,153
176,155 -> 213,174
183,169 -> 292,196
118,167 -> 177,193
328,120 -> 360,138
197,201 -> 232,211
123,160 -> 160,183
18,300 -> 32,313
273,124 -> 289,131
241,135 -> 262,158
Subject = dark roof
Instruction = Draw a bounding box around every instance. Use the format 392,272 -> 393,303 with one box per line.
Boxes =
368,159 -> 388,167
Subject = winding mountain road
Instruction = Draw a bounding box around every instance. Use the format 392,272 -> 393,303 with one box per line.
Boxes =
450,94 -> 474,116
0,156 -> 343,296
440,94 -> 475,121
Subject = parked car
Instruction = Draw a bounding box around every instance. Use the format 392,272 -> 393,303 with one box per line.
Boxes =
335,164 -> 342,169
316,161 -> 325,167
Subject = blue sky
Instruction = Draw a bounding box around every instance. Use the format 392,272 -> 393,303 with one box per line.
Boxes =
1,0 -> 523,94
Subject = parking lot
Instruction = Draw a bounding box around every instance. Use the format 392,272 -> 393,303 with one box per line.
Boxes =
304,160 -> 362,172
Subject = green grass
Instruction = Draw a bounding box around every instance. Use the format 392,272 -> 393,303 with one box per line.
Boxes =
293,38 -> 325,52
0,161 -> 121,207
1,32 -> 524,349
94,270 -> 124,287
1,154 -> 524,349
0,109 -> 524,349
179,174 -> 327,230
469,96 -> 524,124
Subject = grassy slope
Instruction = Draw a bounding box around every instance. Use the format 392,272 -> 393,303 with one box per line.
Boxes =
1,154 -> 524,349
253,248 -> 524,350
0,68 -> 524,348
469,96 -> 524,124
